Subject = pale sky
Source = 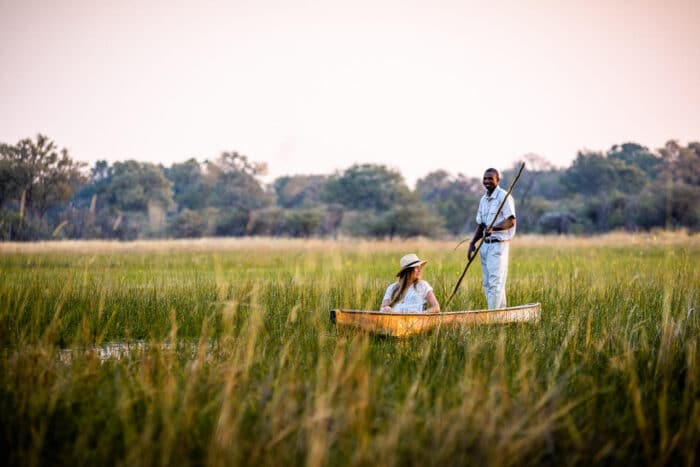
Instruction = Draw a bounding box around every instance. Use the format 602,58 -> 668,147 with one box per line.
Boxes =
1,0 -> 698,186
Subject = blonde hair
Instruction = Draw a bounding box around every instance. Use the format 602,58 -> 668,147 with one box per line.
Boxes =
389,267 -> 417,307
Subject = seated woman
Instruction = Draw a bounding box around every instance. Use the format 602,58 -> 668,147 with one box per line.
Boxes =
380,253 -> 441,313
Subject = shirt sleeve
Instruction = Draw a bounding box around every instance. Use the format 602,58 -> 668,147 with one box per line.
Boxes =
419,281 -> 433,298
475,199 -> 483,224
383,283 -> 396,301
502,194 -> 515,219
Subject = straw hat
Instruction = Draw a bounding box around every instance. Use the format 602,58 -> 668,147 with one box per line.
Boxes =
396,253 -> 427,276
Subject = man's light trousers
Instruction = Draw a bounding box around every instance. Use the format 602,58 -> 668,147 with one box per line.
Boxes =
479,241 -> 510,309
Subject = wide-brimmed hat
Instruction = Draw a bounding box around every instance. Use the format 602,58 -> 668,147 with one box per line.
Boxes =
396,253 -> 427,276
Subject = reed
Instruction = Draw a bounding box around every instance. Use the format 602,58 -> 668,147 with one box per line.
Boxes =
0,233 -> 698,466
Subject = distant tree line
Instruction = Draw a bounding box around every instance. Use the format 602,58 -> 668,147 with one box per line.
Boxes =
1,134 -> 699,241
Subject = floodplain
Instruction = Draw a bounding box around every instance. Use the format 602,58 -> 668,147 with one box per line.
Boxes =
1,233 -> 698,466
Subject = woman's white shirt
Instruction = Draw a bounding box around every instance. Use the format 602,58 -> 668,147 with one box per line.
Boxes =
382,280 -> 433,313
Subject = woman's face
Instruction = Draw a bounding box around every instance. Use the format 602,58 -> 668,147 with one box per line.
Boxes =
411,264 -> 424,282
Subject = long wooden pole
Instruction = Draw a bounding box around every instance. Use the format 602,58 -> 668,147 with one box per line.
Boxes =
444,162 -> 526,309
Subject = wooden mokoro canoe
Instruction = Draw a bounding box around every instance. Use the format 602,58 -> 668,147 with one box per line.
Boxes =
330,303 -> 541,337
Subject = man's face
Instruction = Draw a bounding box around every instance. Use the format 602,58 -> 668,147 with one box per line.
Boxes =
483,171 -> 499,192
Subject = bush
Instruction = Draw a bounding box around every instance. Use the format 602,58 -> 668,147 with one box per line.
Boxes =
168,209 -> 209,238
246,208 -> 284,236
281,209 -> 324,237
0,209 -> 43,241
215,209 -> 250,237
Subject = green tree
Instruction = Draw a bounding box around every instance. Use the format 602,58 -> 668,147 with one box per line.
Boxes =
205,152 -> 272,213
380,204 -> 445,238
168,209 -> 209,238
102,161 -> 174,211
562,151 -> 647,196
340,203 -> 443,239
164,159 -> 208,211
581,192 -> 635,231
322,164 -> 412,211
502,155 -> 567,201
200,152 -> 272,236
501,156 -> 568,234
416,170 -> 481,234
658,140 -> 700,186
537,210 -> 579,234
634,181 -> 700,231
245,208 -> 284,236
273,175 -> 328,208
0,134 -> 86,219
318,203 -> 344,237
608,143 -> 661,179
0,210 -> 40,241
281,208 -> 324,237
73,160 -> 174,239
215,209 -> 251,237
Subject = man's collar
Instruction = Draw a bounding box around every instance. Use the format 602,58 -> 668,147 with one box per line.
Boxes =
485,187 -> 500,199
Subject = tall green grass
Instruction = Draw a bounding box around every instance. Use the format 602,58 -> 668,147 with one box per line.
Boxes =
1,235 -> 698,466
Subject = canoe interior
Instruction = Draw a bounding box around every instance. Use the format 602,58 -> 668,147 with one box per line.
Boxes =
330,303 -> 541,337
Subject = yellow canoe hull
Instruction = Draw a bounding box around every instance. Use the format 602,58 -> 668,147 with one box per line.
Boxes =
330,303 -> 541,337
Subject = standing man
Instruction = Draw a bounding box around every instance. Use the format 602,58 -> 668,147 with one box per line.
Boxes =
467,168 -> 516,309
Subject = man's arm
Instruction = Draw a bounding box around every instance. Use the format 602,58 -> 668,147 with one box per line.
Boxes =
485,215 -> 516,235
467,223 -> 485,260
468,215 -> 516,259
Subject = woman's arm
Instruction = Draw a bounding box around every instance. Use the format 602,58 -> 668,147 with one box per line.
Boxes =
381,283 -> 396,312
425,290 -> 440,313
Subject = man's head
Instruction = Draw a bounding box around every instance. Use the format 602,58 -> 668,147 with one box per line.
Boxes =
483,168 -> 500,193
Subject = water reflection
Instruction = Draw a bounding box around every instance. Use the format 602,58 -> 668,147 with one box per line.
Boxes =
58,340 -> 208,363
